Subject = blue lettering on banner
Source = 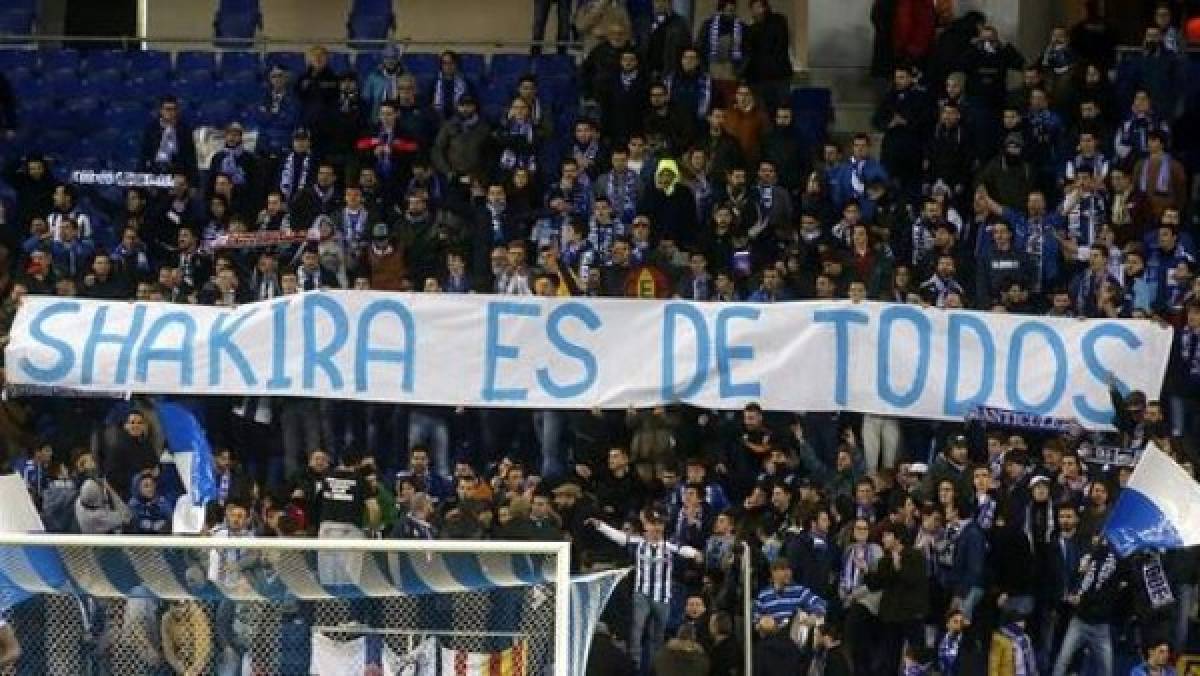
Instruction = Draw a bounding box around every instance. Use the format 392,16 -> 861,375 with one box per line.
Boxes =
355,299 -> 416,393
208,309 -> 258,387
715,306 -> 761,398
81,304 -> 146,386
661,303 -> 711,400
876,305 -> 931,408
813,308 -> 868,406
302,294 -> 349,390
267,299 -> 292,390
1006,321 -> 1067,415
1074,323 -> 1142,425
943,313 -> 996,416
19,301 -> 79,382
135,312 -> 197,385
484,302 -> 540,401
537,302 -> 601,398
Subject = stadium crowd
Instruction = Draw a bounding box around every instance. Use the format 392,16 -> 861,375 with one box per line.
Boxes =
0,0 -> 1199,674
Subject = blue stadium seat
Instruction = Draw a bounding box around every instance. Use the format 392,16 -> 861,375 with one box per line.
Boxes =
195,99 -> 236,127
5,64 -> 35,85
218,0 -> 260,13
0,49 -> 36,71
9,75 -> 39,98
176,50 -> 218,75
347,13 -> 394,48
128,49 -> 171,76
223,68 -> 259,87
83,68 -> 126,97
130,70 -> 171,98
176,77 -> 220,108
351,0 -> 394,15
16,95 -> 50,121
265,51 -> 305,75
214,11 -> 261,47
459,53 -> 486,78
175,68 -> 216,87
325,51 -> 350,75
106,100 -> 150,129
355,52 -> 381,79
535,54 -> 575,76
83,49 -> 128,74
402,52 -> 438,76
64,96 -> 101,127
490,54 -> 531,79
43,68 -> 81,100
36,129 -> 74,155
40,49 -> 81,73
218,79 -> 261,103
0,9 -> 35,36
220,50 -> 262,78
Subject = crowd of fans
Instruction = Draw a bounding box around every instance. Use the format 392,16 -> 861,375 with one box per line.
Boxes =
0,0 -> 1199,674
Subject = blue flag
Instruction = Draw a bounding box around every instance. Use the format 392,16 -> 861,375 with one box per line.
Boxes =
156,402 -> 216,506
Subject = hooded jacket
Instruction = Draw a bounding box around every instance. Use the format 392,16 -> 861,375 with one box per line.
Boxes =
638,159 -> 700,248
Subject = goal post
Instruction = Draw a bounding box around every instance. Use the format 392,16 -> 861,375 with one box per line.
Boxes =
0,534 -> 614,676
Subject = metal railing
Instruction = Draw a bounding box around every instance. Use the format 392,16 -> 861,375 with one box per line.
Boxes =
0,32 -> 584,54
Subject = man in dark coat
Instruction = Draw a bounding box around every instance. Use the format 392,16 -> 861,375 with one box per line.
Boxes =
744,0 -> 793,112
873,65 -> 934,198
866,522 -> 929,676
104,409 -> 159,502
644,0 -> 692,79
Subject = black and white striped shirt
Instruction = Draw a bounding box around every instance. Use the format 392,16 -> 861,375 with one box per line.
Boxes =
593,521 -> 701,604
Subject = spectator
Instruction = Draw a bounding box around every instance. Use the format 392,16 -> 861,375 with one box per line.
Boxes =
587,509 -> 704,671
743,0 -> 792,113
697,1 -> 747,106
645,0 -> 692,79
531,0 -> 573,56
650,624 -> 710,676
865,521 -> 929,676
140,95 -> 197,176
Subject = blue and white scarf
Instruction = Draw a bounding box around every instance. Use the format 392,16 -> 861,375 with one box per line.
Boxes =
707,15 -> 744,64
938,631 -> 961,676
839,543 -> 874,597
156,125 -> 177,165
1000,623 -> 1037,676
433,75 -> 467,116
1139,153 -> 1174,195
219,145 -> 247,185
1181,328 -> 1200,379
608,169 -> 639,223
976,493 -> 997,531
668,72 -> 713,118
280,151 -> 312,200
758,184 -> 774,212
574,139 -> 599,171
589,219 -> 622,261
500,118 -> 535,171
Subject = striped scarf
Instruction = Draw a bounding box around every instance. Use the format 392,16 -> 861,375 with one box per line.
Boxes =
433,75 -> 467,116
608,169 -> 639,223
976,493 -> 997,531
219,144 -> 246,185
1000,623 -> 1037,676
667,71 -> 713,118
839,543 -> 873,597
707,15 -> 744,64
938,631 -> 961,675
280,152 -> 312,200
1139,153 -> 1173,195
1182,328 -> 1200,379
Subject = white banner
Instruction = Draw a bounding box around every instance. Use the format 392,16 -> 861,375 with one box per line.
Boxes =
3,293 -> 1173,428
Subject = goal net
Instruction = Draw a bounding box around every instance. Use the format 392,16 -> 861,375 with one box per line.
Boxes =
0,534 -> 626,676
